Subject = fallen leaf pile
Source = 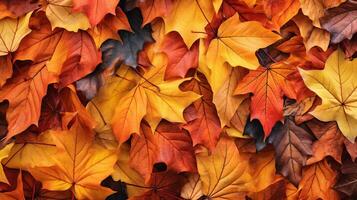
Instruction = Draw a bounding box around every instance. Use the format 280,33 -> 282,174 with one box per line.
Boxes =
0,0 -> 356,199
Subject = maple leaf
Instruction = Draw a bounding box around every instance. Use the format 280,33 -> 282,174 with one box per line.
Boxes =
268,118 -> 313,186
2,14 -> 96,137
91,52 -> 199,144
42,0 -> 90,32
58,31 -> 101,87
181,73 -> 221,151
0,12 -> 32,56
26,26 -> 98,81
2,131 -> 57,169
130,120 -> 196,182
0,63 -> 57,141
164,0 -> 215,48
300,0 -> 325,27
1,0 -> 357,199
88,8 -> 131,48
213,65 -> 247,127
14,13 -> 68,71
299,49 -> 357,141
72,0 -> 119,26
15,13 -> 101,86
196,136 -> 252,199
293,13 -> 330,51
155,121 -> 197,173
29,119 -> 117,199
298,160 -> 339,200
321,1 -> 357,43
198,40 -> 248,128
101,9 -> 153,68
235,61 -> 297,136
206,13 -> 281,71
160,32 -> 199,80
306,119 -> 357,164
299,0 -> 346,27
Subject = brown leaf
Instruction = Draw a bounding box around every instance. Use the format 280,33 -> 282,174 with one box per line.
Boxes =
306,119 -> 346,164
321,1 -> 357,43
268,118 -> 313,186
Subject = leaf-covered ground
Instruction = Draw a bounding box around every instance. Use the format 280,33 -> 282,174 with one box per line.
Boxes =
0,0 -> 356,199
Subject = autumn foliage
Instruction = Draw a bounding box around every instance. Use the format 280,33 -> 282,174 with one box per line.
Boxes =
0,0 -> 357,199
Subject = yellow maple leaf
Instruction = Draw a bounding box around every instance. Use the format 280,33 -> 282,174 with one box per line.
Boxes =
196,136 -> 253,199
206,14 -> 281,71
2,132 -> 56,169
164,0 -> 215,48
29,119 -> 117,199
43,0 -> 90,32
0,12 -> 32,56
88,52 -> 200,144
299,49 -> 357,141
199,41 -> 248,127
